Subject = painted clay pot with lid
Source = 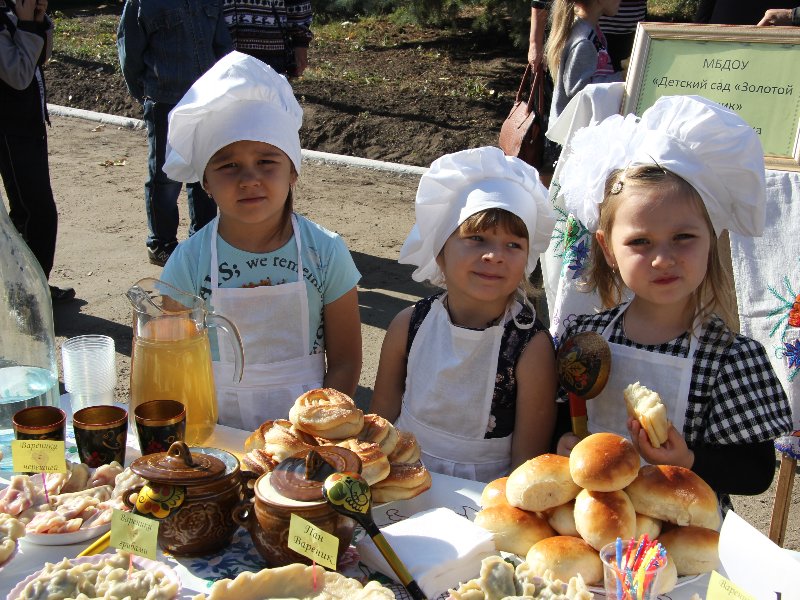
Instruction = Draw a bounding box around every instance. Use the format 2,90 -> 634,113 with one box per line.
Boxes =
233,445 -> 361,568
126,441 -> 256,555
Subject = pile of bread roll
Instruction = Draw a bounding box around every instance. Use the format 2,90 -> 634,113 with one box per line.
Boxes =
474,432 -> 721,592
242,388 -> 431,503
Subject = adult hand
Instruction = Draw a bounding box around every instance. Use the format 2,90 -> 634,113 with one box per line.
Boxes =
556,432 -> 580,456
15,0 -> 37,21
34,0 -> 47,22
627,417 -> 695,468
757,8 -> 793,25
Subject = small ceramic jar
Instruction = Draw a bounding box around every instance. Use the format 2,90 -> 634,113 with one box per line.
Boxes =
233,446 -> 361,568
127,441 -> 256,556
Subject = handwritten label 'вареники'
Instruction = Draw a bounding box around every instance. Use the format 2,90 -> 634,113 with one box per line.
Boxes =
288,513 -> 339,570
110,509 -> 159,560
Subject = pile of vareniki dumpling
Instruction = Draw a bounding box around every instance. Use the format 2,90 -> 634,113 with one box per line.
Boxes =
448,555 -> 593,600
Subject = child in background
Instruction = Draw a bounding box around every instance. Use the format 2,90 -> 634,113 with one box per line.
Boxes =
161,51 -> 362,429
371,147 -> 558,482
545,0 -> 623,123
556,95 -> 792,511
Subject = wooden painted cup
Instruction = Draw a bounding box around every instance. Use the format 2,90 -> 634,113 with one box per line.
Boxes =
73,405 -> 127,467
13,406 -> 66,441
134,399 -> 186,455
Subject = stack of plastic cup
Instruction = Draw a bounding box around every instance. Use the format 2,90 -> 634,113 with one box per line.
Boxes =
61,335 -> 117,413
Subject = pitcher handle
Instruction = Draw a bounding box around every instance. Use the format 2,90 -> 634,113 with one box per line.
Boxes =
207,311 -> 245,383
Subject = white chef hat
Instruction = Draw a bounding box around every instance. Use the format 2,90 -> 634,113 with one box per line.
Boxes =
399,146 -> 556,284
164,51 -> 303,183
560,95 -> 766,237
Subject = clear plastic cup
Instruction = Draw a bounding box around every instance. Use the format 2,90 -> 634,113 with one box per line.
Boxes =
600,540 -> 666,600
61,335 -> 117,412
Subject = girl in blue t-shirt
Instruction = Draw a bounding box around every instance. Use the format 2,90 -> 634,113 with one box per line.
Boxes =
161,51 -> 361,429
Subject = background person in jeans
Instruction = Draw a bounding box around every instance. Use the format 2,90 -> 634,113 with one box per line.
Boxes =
117,0 -> 232,266
0,0 -> 74,302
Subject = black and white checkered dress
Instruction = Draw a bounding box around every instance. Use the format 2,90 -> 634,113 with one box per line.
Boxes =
559,306 -> 792,510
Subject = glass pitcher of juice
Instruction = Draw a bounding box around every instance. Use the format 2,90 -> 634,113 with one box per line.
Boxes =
127,278 -> 243,444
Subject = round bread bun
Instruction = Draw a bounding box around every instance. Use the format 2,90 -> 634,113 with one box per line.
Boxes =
480,477 -> 509,508
250,419 -> 319,462
658,525 -> 720,576
387,430 -> 421,464
525,536 -> 603,585
289,388 -> 365,440
573,489 -> 636,551
635,513 -> 662,540
545,500 -> 579,537
569,432 -> 639,492
474,504 -> 556,556
624,465 -> 720,530
506,454 -> 581,513
371,461 -> 432,504
655,557 -> 678,595
475,504 -> 556,556
358,414 -> 399,456
335,439 -> 390,485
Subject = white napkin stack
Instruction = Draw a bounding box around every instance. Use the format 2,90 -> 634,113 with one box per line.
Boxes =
356,507 -> 497,597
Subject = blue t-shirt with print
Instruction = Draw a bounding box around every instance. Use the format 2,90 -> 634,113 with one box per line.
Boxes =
161,213 -> 360,356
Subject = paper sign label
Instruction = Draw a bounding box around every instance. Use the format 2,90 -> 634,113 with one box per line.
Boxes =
11,440 -> 66,473
707,571 -> 758,600
111,509 -> 159,560
288,513 -> 339,570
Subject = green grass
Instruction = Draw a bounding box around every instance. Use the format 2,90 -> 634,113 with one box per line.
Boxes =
647,0 -> 699,22
50,12 -> 119,67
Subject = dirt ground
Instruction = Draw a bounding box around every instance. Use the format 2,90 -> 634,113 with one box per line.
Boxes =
44,5 -> 523,168
24,114 -> 796,553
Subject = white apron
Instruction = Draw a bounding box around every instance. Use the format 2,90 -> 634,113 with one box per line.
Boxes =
587,303 -> 698,450
394,295 -> 514,482
209,215 -> 325,429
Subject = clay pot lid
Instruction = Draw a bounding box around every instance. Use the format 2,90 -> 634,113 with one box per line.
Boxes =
268,446 -> 361,502
131,441 -> 228,485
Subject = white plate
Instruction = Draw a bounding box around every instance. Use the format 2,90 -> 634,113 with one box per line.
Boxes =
24,522 -> 110,546
588,573 -> 704,596
7,553 -> 180,600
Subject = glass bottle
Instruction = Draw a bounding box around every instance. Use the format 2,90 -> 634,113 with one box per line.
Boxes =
0,197 -> 59,471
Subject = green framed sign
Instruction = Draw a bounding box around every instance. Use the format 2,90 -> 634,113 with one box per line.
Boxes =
623,23 -> 800,171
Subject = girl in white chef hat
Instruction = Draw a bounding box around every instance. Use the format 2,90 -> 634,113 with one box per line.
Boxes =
556,95 -> 792,511
160,52 -> 362,429
371,146 -> 559,482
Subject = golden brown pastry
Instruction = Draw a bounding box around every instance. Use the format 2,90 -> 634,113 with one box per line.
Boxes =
544,500 -> 579,537
659,525 -> 720,576
624,465 -> 720,530
569,432 -> 639,492
357,414 -> 399,456
479,477 -> 509,508
335,439 -> 390,485
624,382 -> 671,448
371,461 -> 432,504
635,513 -> 662,540
386,430 -> 421,464
474,504 -> 556,556
506,454 -> 581,513
524,536 -> 603,585
289,388 -> 365,440
246,419 -> 319,459
242,448 -> 279,475
573,488 -> 636,551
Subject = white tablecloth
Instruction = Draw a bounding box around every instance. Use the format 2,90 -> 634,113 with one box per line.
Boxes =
2,415 -> 792,600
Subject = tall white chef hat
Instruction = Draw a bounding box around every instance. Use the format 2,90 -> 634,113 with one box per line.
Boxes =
399,146 -> 556,284
164,51 -> 303,183
559,95 -> 766,237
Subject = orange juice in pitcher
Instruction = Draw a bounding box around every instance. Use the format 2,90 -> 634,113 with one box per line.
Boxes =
127,279 -> 243,445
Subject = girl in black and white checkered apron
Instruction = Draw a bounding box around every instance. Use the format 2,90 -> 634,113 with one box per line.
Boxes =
553,95 -> 793,513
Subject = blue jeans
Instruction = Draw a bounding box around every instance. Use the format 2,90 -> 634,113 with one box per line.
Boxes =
143,99 -> 216,250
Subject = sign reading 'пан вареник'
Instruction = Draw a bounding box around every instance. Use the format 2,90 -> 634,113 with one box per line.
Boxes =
624,23 -> 800,171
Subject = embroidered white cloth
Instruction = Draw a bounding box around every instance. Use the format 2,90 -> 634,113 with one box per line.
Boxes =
542,83 -> 626,338
356,507 -> 496,597
729,169 -> 800,429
